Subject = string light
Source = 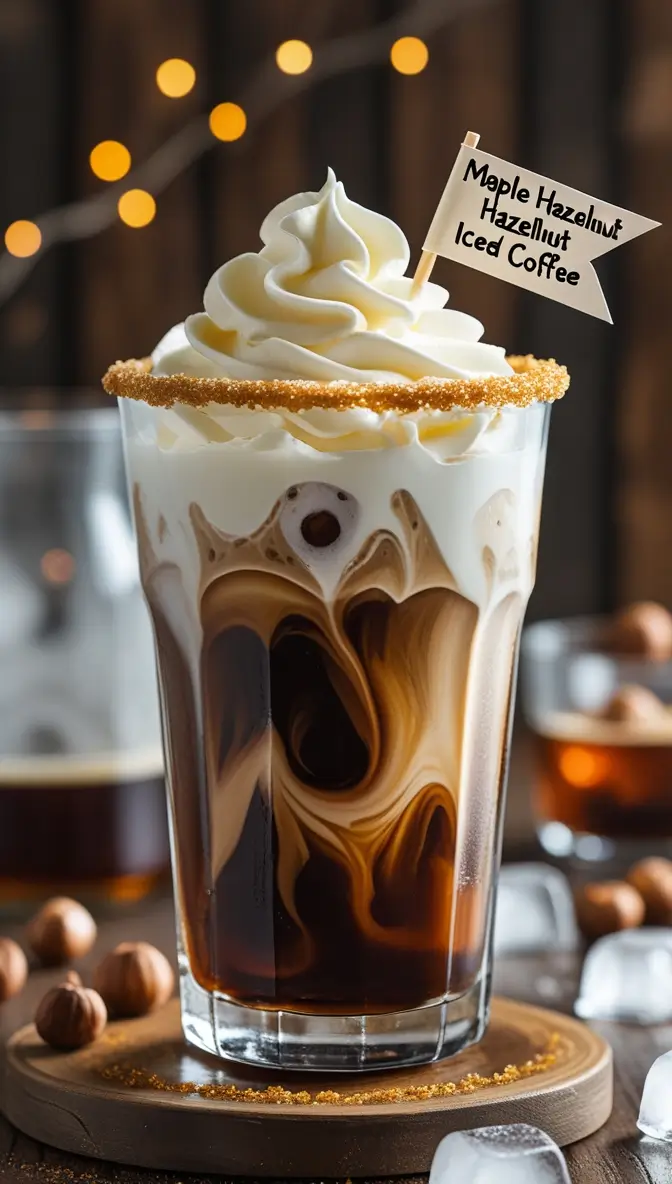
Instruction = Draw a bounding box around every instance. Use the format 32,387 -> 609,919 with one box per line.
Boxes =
390,36 -> 429,74
117,189 -> 156,228
275,40 -> 313,75
0,0 -> 479,306
89,140 -> 131,182
4,220 -> 41,258
209,102 -> 247,142
156,58 -> 196,98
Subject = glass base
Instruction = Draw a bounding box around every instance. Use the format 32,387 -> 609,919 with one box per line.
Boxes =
178,961 -> 489,1072
538,821 -> 672,869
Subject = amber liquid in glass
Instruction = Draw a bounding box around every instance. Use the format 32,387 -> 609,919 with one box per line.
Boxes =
535,723 -> 672,840
0,757 -> 168,903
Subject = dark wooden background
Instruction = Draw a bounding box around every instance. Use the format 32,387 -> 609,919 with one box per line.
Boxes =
0,0 -> 671,620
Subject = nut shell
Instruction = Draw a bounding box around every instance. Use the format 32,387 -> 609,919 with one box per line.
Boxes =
607,602 -> 672,662
574,880 -> 645,940
0,938 -> 28,1002
35,981 -> 107,1050
94,941 -> 174,1017
26,897 -> 97,966
600,684 -> 666,723
627,857 -> 672,925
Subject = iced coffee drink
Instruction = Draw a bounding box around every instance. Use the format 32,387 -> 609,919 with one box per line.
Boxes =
105,171 -> 568,1069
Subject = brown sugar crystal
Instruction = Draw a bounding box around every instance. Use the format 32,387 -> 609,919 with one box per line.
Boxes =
102,355 -> 569,415
102,1035 -> 560,1106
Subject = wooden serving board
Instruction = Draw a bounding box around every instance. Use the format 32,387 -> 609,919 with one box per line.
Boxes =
2,996 -> 612,1177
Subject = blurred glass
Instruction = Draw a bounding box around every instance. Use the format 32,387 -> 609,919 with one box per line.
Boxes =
0,399 -> 167,909
522,617 -> 672,863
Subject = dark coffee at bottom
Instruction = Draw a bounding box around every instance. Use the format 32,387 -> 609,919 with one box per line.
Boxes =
0,754 -> 168,904
139,482 -> 521,1013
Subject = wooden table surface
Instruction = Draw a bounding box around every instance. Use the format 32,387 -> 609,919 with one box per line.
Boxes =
2,726 -> 672,1184
0,892 -> 671,1184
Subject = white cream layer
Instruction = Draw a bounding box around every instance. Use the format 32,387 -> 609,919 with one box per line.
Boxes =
123,397 -> 548,623
154,170 -> 512,386
148,332 -> 523,463
149,170 -> 520,463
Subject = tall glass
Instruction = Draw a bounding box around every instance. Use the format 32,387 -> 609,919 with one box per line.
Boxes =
0,401 -> 167,908
120,388 -> 550,1070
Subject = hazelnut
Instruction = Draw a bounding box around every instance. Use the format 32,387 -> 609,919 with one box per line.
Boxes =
0,937 -> 28,1002
627,857 -> 672,925
26,897 -> 97,966
574,880 -> 645,940
35,979 -> 107,1050
607,601 -> 672,662
600,683 -> 666,723
94,941 -> 174,1017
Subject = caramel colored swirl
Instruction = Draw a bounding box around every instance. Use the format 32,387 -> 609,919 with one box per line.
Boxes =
136,481 -> 523,1005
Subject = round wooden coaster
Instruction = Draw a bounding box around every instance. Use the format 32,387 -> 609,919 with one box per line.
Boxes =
3,996 -> 612,1177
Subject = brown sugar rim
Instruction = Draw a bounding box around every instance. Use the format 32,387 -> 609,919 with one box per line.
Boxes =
102,354 -> 569,413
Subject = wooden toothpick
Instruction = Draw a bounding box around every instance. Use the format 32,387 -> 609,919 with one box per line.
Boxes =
411,129 -> 481,294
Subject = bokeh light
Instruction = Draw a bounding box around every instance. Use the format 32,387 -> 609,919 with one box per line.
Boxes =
390,36 -> 429,75
209,102 -> 247,142
156,58 -> 196,98
275,39 -> 313,75
41,549 -> 76,585
117,189 -> 156,228
558,746 -> 610,788
4,220 -> 42,258
20,410 -> 54,430
89,140 -> 131,182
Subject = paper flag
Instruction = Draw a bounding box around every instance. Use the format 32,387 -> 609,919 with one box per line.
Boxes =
423,144 -> 660,322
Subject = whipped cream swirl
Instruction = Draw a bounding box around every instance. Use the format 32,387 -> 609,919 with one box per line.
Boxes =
153,169 -> 511,384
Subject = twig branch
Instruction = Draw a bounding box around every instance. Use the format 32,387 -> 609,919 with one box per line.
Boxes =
0,0 -> 497,305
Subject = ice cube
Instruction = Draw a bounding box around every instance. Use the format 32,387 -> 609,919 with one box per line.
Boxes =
638,1050 -> 672,1140
575,929 -> 672,1023
494,863 -> 578,954
428,1124 -> 571,1184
